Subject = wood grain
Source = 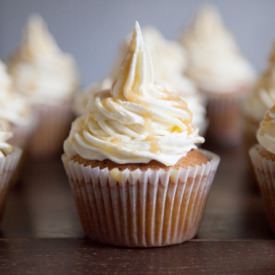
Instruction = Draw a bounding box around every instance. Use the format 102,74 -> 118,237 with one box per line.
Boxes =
0,239 -> 274,275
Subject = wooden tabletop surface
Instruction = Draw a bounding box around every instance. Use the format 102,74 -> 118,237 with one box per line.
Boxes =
0,143 -> 275,274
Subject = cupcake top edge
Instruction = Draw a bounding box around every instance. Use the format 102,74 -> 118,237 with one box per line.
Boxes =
180,5 -> 255,93
64,21 -> 204,166
0,60 -> 33,127
257,104 -> 275,154
0,120 -> 13,158
7,15 -> 79,104
243,43 -> 275,121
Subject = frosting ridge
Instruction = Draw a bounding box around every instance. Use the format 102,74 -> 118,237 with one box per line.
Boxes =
64,22 -> 204,166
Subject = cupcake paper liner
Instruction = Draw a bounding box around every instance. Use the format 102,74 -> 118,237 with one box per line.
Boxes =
62,150 -> 220,247
29,102 -> 72,158
206,93 -> 243,147
243,115 -> 258,151
10,116 -> 37,150
250,145 -> 275,230
0,148 -> 22,219
243,116 -> 259,187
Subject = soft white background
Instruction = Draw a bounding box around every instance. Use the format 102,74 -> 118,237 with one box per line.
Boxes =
0,0 -> 274,86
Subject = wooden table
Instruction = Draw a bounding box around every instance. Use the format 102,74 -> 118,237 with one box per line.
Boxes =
1,143 -> 275,274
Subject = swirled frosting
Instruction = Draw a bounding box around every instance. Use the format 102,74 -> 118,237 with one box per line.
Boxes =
112,26 -> 206,132
243,44 -> 275,122
0,120 -> 13,157
0,61 -> 32,127
142,27 -> 207,126
64,22 -> 204,166
180,5 -> 255,93
257,105 -> 275,154
8,15 -> 78,104
73,78 -> 112,116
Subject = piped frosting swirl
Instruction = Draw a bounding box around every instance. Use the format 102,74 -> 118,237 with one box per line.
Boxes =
64,22 -> 204,166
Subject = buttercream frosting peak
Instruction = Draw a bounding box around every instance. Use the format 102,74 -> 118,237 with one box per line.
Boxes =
22,15 -> 61,61
112,22 -> 153,99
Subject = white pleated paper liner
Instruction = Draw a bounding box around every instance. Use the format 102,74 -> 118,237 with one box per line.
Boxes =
0,148 -> 22,219
63,150 -> 220,247
29,102 -> 72,158
250,145 -> 275,231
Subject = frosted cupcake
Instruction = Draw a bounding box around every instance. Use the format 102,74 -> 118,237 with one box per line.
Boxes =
250,105 -> 275,231
63,22 -> 220,247
112,26 -> 207,134
180,5 -> 255,146
8,15 -> 79,158
0,61 -> 35,149
0,121 -> 22,218
243,44 -> 275,153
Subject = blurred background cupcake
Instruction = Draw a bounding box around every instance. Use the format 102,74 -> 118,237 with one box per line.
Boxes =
63,22 -> 219,247
0,61 -> 35,150
180,5 -> 255,146
8,15 -> 79,158
250,104 -> 275,231
0,120 -> 22,219
243,44 -> 275,155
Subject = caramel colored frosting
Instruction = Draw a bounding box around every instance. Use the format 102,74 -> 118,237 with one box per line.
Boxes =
8,15 -> 78,104
64,22 -> 204,166
257,104 -> 275,154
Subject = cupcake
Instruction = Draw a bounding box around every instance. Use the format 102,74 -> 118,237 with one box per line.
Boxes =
0,61 -> 35,150
63,22 -> 220,247
243,44 -> 275,154
8,15 -> 79,158
112,26 -> 207,134
180,5 -> 255,146
250,105 -> 275,231
0,120 -> 22,218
